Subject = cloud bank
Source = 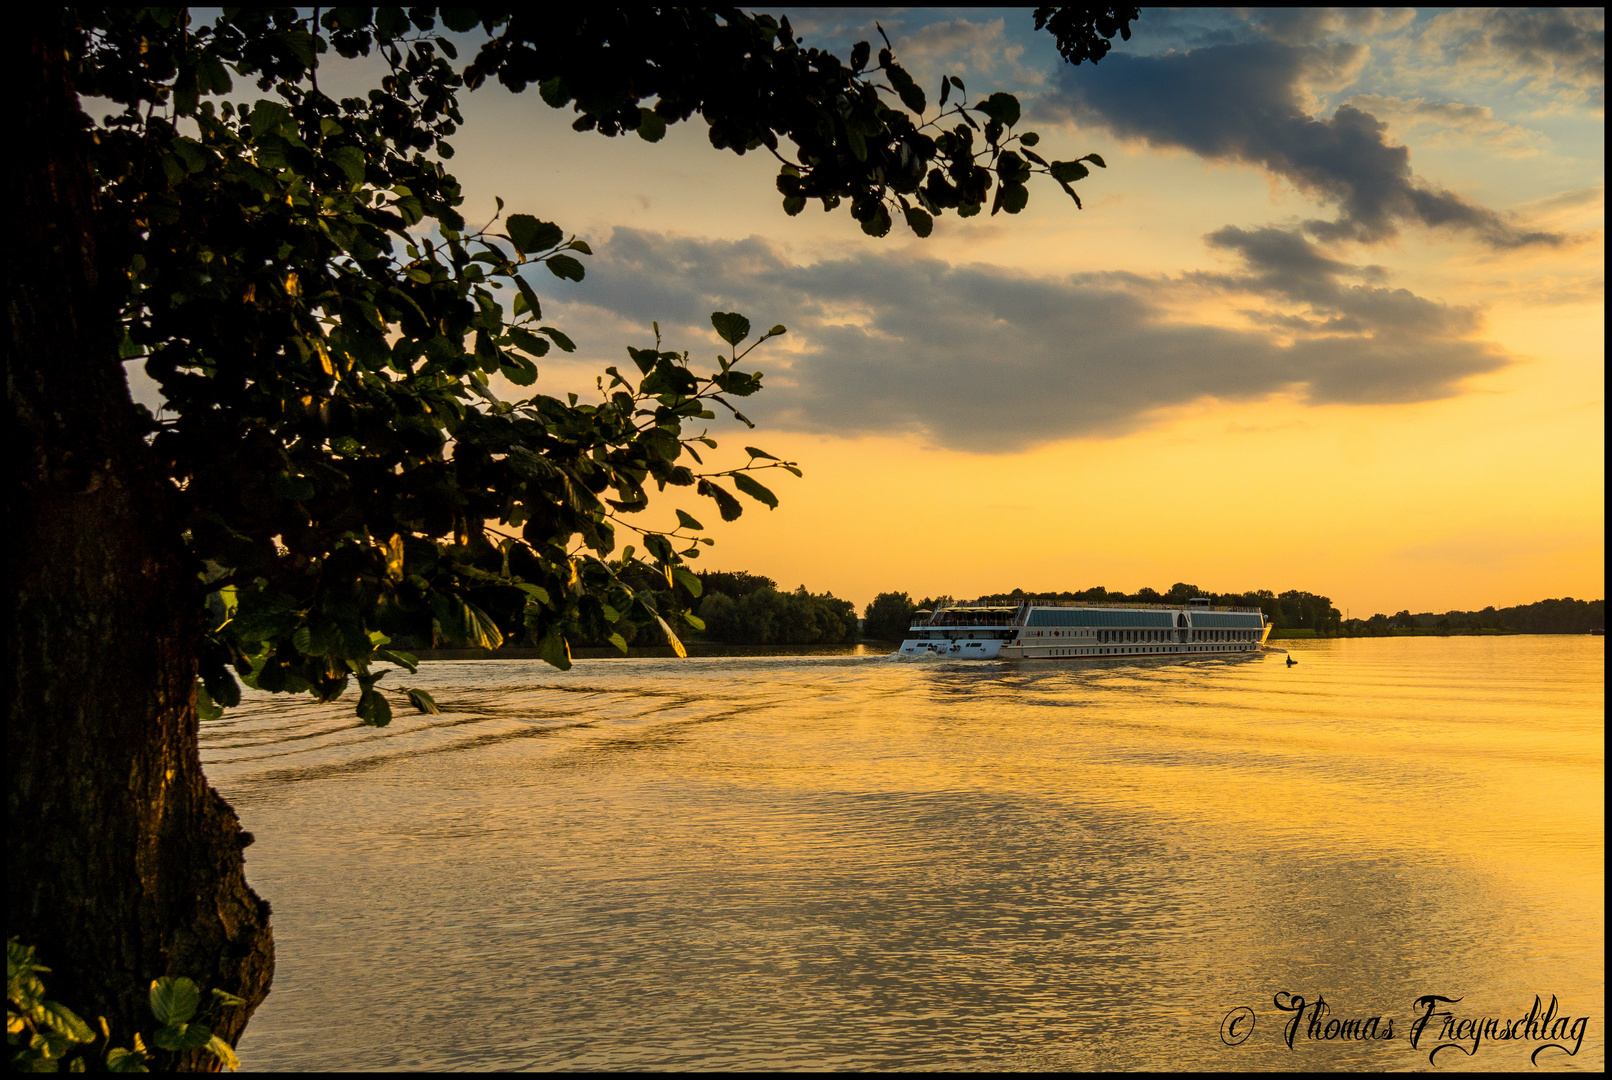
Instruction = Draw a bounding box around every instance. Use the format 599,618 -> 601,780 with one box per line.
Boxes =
1038,38 -> 1563,247
553,228 -> 1509,453
1420,7 -> 1605,108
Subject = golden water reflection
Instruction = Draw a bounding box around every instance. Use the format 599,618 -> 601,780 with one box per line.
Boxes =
205,636 -> 1604,1070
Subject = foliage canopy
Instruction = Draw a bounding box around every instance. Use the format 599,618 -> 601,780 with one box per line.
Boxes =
69,6 -> 1135,723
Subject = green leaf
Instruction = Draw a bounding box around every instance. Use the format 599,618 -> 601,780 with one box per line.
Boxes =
536,628 -> 572,671
1050,160 -> 1090,184
698,480 -> 743,521
682,611 -> 706,631
977,92 -> 1021,127
1019,131 -> 1040,146
247,99 -> 290,138
404,688 -> 441,715
197,54 -> 233,95
887,64 -> 926,113
29,1028 -> 70,1061
431,594 -> 503,650
674,509 -> 704,531
731,472 -> 778,509
513,276 -> 542,320
996,149 -> 1030,184
356,686 -> 393,726
153,1021 -> 213,1052
505,327 -> 550,358
1084,152 -> 1107,168
8,941 -> 49,1008
654,613 -> 688,658
149,978 -> 200,1027
607,632 -> 629,654
330,145 -> 366,184
626,346 -> 657,375
515,582 -> 552,606
499,353 -> 538,386
506,215 -> 563,255
671,566 -> 703,597
105,1047 -> 149,1072
636,108 -> 667,142
858,203 -> 892,237
709,312 -> 751,346
206,1035 -> 241,1072
37,1002 -> 93,1043
545,254 -> 586,281
846,127 -> 867,162
374,648 -> 419,673
902,206 -> 933,237
196,682 -> 223,723
538,326 -> 576,352
468,603 -> 504,650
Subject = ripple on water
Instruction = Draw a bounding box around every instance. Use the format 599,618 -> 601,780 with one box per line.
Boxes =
209,637 -> 1604,1071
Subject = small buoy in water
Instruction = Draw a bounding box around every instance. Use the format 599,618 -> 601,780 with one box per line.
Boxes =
1286,656 -> 1297,666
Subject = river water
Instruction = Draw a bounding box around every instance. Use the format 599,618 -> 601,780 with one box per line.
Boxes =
205,636 -> 1604,1071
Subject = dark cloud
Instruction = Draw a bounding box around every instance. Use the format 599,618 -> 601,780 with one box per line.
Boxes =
1425,8 -> 1605,105
1200,226 -> 1480,338
554,228 -> 1508,453
1038,39 -> 1563,248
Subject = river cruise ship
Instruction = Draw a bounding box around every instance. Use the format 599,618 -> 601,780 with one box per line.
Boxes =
898,597 -> 1272,661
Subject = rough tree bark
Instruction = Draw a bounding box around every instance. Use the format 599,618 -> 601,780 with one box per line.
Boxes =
7,16 -> 273,1068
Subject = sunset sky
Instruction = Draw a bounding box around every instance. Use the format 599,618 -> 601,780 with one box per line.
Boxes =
138,7 -> 1608,616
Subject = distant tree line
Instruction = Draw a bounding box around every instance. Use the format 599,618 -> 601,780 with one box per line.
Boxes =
692,571 -> 861,646
1343,597 -> 1604,636
405,576 -> 1602,647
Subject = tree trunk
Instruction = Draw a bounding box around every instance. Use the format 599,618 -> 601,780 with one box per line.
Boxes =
7,16 -> 273,1068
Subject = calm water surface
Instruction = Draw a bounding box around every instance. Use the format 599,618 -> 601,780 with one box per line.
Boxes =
205,636 -> 1604,1071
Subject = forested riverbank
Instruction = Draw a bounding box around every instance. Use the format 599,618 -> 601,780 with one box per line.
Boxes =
397,571 -> 1602,657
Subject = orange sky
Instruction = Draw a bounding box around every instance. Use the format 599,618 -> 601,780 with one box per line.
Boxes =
417,9 -> 1606,616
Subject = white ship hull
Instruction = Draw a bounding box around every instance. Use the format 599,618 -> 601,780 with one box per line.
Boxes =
898,599 -> 1273,662
900,637 -> 1008,659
